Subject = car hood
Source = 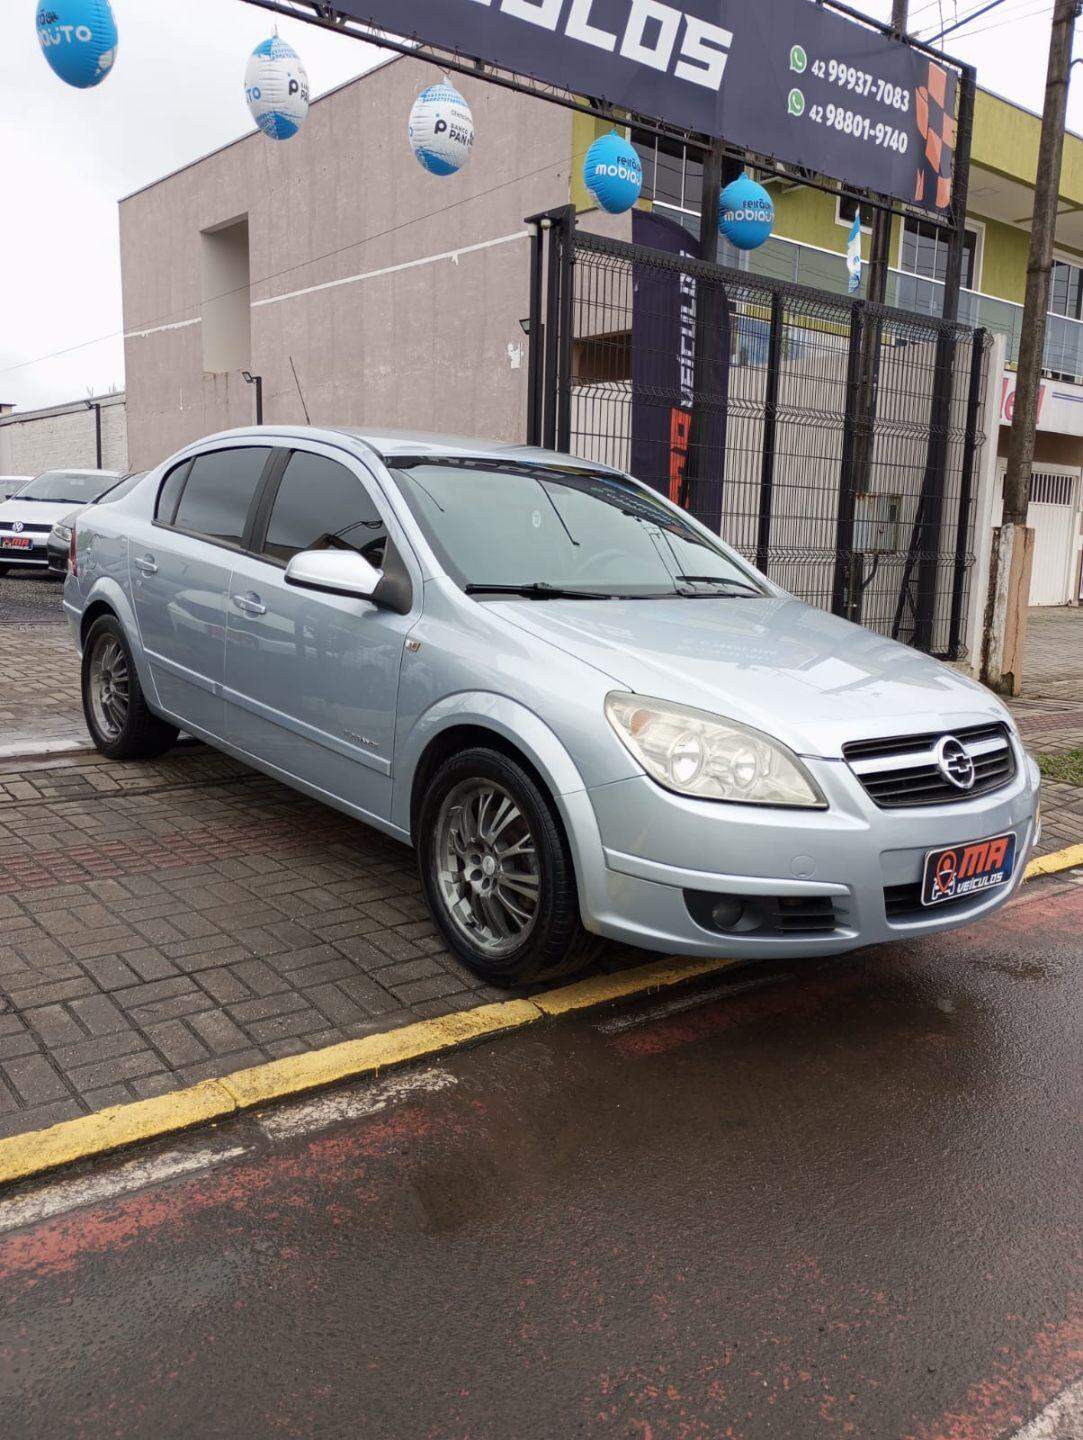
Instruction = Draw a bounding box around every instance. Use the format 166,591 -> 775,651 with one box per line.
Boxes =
490,594 -> 1010,759
0,499 -> 81,528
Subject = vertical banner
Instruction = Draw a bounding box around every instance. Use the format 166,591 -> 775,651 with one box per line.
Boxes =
630,210 -> 730,531
846,212 -> 862,294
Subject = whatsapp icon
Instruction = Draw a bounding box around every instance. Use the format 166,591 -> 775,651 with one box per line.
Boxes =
788,88 -> 806,117
790,44 -> 808,73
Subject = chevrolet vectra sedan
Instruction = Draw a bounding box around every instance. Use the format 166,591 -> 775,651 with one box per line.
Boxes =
64,428 -> 1040,985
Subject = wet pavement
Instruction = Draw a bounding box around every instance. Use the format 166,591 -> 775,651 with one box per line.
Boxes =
2,876 -> 1081,1439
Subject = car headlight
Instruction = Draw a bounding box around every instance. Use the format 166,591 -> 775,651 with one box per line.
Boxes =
604,693 -> 826,808
52,525 -> 72,543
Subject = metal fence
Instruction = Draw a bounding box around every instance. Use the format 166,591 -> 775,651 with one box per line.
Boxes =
527,208 -> 991,661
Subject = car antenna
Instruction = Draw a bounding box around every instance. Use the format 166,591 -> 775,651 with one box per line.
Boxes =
289,355 -> 311,425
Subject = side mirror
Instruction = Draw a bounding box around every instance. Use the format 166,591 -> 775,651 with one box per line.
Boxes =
284,549 -> 382,602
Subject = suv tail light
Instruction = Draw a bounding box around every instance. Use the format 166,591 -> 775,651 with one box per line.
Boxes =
68,521 -> 77,577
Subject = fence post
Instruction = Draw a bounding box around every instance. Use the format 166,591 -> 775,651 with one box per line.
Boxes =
831,302 -> 866,617
947,328 -> 988,659
525,223 -> 545,447
756,291 -> 785,575
556,207 -> 576,453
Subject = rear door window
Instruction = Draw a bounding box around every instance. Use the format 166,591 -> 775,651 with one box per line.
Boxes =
260,451 -> 388,567
172,448 -> 271,546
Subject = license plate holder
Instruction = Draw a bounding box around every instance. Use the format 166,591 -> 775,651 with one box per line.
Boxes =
921,832 -> 1016,907
1,537 -> 33,551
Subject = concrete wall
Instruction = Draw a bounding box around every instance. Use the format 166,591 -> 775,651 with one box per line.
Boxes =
0,394 -> 128,476
120,56 -> 575,471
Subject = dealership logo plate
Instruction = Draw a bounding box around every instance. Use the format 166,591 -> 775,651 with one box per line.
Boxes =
921,831 -> 1016,907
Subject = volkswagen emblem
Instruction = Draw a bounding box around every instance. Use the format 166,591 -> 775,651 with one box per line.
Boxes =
12,521 -> 23,533
936,735 -> 976,791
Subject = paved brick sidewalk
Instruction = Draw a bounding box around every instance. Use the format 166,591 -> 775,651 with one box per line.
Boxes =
0,577 -> 85,757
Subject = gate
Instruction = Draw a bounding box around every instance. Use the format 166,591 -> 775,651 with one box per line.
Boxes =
526,207 -> 991,661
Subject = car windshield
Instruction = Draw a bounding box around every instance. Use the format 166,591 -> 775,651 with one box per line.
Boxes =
18,471 -> 118,504
388,460 -> 765,599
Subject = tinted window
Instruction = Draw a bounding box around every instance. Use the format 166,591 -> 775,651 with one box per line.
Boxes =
173,448 -> 270,545
156,462 -> 190,523
100,472 -> 145,505
262,452 -> 387,566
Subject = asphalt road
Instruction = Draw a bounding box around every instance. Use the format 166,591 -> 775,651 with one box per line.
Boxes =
2,878 -> 1081,1440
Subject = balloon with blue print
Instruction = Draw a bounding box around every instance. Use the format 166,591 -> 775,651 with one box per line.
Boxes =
408,80 -> 475,176
37,0 -> 118,90
719,173 -> 775,251
584,131 -> 643,215
245,36 -> 310,142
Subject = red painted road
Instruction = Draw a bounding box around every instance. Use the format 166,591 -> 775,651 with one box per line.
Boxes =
2,880 -> 1081,1439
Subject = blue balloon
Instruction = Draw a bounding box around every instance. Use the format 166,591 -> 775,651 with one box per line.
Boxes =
584,131 -> 643,215
37,0 -> 118,90
719,174 -> 775,251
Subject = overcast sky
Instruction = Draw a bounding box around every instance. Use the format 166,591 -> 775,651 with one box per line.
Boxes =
0,0 -> 1077,412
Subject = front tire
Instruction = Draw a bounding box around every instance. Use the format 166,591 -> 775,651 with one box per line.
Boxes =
81,615 -> 179,760
417,747 -> 597,986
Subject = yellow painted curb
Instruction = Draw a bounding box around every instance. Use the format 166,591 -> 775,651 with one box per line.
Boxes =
0,1079 -> 235,1188
534,956 -> 740,1017
219,999 -> 540,1108
1025,842 -> 1083,880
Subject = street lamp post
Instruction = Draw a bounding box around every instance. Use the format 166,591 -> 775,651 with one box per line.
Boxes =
242,371 -> 264,425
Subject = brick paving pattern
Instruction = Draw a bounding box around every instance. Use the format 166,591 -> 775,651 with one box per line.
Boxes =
0,580 -> 1078,1143
0,577 -> 85,756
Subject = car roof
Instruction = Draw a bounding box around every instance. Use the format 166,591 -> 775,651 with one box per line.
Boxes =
177,426 -> 619,474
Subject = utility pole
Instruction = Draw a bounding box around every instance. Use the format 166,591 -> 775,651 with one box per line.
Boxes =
982,0 -> 1080,693
865,0 -> 908,306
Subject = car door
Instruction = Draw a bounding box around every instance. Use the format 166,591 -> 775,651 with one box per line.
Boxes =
130,445 -> 272,739
222,445 -> 416,824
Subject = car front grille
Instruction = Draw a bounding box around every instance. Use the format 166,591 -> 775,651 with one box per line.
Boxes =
0,523 -> 52,534
843,723 -> 1016,809
884,881 -> 997,924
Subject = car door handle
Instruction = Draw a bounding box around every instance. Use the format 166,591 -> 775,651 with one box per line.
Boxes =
232,592 -> 267,616
134,554 -> 158,575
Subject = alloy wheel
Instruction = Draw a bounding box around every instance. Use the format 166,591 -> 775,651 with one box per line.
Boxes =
88,633 -> 130,743
434,779 -> 541,958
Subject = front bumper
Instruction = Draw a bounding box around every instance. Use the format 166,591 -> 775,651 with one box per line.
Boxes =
571,744 -> 1041,958
0,533 -> 50,568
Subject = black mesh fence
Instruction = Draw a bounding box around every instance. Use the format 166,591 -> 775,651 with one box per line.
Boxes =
531,214 -> 990,660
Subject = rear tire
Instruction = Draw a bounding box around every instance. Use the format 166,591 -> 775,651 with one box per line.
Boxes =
81,615 -> 179,760
417,746 -> 600,987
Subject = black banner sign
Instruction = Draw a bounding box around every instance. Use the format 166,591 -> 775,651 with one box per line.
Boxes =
630,209 -> 730,530
331,0 -> 958,211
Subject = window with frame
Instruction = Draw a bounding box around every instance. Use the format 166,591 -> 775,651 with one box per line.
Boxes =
1049,260 -> 1083,320
260,451 -> 388,567
155,461 -> 190,524
837,194 -> 875,231
631,130 -> 703,214
171,448 -> 271,546
899,217 -> 978,290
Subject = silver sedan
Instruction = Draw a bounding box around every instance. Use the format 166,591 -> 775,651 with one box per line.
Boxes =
63,428 -> 1040,985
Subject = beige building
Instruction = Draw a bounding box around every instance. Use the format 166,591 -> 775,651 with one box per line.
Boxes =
0,393 -> 128,477
120,55 -> 577,471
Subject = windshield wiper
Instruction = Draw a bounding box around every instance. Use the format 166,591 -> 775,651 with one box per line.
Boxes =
674,575 -> 764,596
464,582 -> 614,600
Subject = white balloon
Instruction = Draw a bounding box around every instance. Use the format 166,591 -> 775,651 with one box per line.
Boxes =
408,80 -> 474,176
245,36 -> 309,142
